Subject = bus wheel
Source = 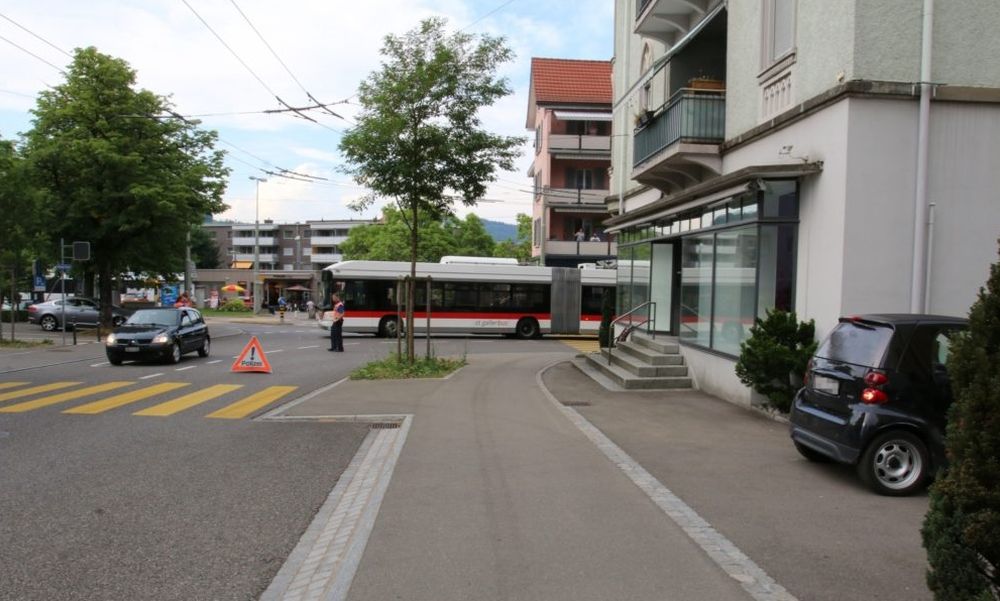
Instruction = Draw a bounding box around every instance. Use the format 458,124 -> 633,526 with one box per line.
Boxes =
515,318 -> 540,340
378,316 -> 399,338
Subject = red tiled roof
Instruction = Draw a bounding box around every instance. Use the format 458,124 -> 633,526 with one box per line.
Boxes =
530,57 -> 612,105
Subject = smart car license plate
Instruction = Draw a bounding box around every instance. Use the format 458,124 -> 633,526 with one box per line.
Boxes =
811,374 -> 839,395
125,347 -> 140,353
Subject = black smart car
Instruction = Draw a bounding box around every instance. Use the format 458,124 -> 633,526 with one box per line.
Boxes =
789,314 -> 967,496
105,308 -> 210,365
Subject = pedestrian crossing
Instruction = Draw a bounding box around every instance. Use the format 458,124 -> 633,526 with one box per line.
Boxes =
0,380 -> 299,419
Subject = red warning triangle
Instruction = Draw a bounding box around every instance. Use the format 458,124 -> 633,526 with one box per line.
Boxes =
231,336 -> 272,373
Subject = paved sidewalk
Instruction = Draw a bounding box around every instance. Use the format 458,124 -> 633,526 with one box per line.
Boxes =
277,351 -> 763,601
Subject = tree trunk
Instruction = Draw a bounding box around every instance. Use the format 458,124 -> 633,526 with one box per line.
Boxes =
407,202 -> 418,363
99,261 -> 113,330
0,271 -> 6,343
9,268 -> 16,341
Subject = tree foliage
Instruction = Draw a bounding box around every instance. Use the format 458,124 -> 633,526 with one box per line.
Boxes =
23,47 -> 229,326
923,240 -> 1000,601
341,205 -> 495,262
190,225 -> 222,270
493,213 -> 532,263
338,18 -> 522,361
734,309 -> 817,413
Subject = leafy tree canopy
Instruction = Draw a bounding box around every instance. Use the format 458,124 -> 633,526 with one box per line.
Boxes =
190,225 -> 221,270
493,213 -> 531,263
341,205 -> 495,262
23,47 -> 229,324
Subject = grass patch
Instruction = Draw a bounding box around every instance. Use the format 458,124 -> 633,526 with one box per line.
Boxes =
0,338 -> 53,349
351,354 -> 466,380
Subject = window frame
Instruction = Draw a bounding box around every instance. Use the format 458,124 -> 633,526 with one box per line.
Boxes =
760,0 -> 797,74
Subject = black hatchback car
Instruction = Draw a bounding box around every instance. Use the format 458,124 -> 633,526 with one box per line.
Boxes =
789,314 -> 967,496
105,308 -> 210,365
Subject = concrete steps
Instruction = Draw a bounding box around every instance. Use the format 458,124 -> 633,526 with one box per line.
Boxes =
583,332 -> 692,390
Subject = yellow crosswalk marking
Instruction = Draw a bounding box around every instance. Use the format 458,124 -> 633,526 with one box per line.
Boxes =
0,382 -> 30,391
206,385 -> 298,419
134,384 -> 244,417
64,382 -> 190,414
0,382 -> 80,403
0,382 -> 133,413
562,339 -> 600,353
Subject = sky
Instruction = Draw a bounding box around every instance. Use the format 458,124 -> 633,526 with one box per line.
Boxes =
0,0 -> 613,225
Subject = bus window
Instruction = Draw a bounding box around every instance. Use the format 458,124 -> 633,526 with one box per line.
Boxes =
581,286 -> 609,316
341,280 -> 368,309
484,284 -> 512,309
512,284 -> 547,312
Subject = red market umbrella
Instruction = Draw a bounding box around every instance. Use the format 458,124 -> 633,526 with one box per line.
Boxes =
220,284 -> 246,293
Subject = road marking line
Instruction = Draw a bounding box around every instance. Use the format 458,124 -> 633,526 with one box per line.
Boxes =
90,362 -> 110,367
537,364 -> 799,601
64,382 -> 190,414
140,373 -> 164,380
0,381 -> 80,403
135,384 -> 243,417
206,360 -> 222,364
206,385 -> 298,419
267,349 -> 284,353
297,345 -> 319,349
0,382 -> 30,392
175,366 -> 197,371
0,382 -> 133,413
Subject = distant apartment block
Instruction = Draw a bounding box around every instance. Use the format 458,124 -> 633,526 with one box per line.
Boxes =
202,219 -> 374,271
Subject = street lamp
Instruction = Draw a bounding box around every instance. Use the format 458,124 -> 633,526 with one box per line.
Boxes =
249,176 -> 267,312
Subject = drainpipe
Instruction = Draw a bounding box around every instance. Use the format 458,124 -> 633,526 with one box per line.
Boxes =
924,203 -> 936,312
617,5 -> 630,217
910,0 -> 934,313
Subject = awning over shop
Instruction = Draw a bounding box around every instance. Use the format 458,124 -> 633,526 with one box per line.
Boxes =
230,261 -> 253,269
552,110 -> 612,121
604,162 -> 823,232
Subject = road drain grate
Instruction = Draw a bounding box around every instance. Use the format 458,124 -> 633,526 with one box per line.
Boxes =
561,401 -> 592,407
369,422 -> 402,430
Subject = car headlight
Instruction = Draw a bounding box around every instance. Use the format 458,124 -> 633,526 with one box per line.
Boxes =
152,333 -> 170,344
106,333 -> 117,346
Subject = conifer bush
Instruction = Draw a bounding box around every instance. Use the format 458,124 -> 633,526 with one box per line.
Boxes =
922,241 -> 1000,601
734,309 -> 816,413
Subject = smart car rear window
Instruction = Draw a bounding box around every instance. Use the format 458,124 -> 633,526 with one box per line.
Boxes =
816,322 -> 894,367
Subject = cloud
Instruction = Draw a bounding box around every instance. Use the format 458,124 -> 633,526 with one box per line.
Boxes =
292,146 -> 340,164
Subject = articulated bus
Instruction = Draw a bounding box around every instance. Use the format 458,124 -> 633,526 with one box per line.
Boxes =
317,260 -> 616,338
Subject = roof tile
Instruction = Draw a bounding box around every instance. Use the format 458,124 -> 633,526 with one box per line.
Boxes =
530,57 -> 612,105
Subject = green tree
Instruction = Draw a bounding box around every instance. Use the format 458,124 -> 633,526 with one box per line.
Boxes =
446,213 -> 495,257
190,225 -> 222,270
734,309 -> 817,413
339,18 -> 522,361
0,136 -> 48,341
923,240 -> 1000,601
341,205 -> 456,262
493,213 -> 531,263
23,47 -> 228,327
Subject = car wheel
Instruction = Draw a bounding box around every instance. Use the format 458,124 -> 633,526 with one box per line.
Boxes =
793,441 -> 832,463
857,430 -> 930,496
112,316 -> 126,327
168,341 -> 182,364
198,337 -> 210,358
108,355 -> 123,366
378,316 -> 398,338
40,315 -> 58,331
515,317 -> 540,340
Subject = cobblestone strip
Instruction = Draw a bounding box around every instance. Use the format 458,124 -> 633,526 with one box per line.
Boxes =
260,416 -> 412,601
537,364 -> 799,601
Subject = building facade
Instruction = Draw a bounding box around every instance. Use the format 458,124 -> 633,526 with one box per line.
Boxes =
526,58 -> 618,267
611,0 -> 1000,405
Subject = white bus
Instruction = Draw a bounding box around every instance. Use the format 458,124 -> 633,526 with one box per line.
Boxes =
318,260 -> 615,338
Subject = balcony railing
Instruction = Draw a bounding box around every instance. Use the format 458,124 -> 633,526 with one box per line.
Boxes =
548,134 -> 611,153
633,89 -> 725,167
232,236 -> 276,246
310,236 -> 347,246
544,240 -> 617,257
636,0 -> 652,18
310,253 -> 342,265
234,253 -> 279,263
541,188 -> 609,206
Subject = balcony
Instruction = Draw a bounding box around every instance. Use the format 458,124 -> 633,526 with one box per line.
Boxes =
310,236 -> 347,246
544,240 -> 617,258
232,224 -> 277,232
232,236 -> 276,246
548,134 -> 611,155
632,88 -> 724,189
234,253 -> 279,263
310,253 -> 342,265
541,188 -> 609,208
635,0 -> 717,45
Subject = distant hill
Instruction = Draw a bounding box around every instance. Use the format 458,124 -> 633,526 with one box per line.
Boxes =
482,219 -> 516,242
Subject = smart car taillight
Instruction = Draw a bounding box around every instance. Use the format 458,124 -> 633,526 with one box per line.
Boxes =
861,370 -> 889,404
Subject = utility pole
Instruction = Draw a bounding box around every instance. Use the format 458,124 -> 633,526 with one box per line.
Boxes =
184,229 -> 192,297
249,176 -> 267,313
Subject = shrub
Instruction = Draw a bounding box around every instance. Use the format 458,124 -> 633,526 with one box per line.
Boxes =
734,309 -> 816,413
923,241 -> 1000,601
598,289 -> 614,348
218,298 -> 251,313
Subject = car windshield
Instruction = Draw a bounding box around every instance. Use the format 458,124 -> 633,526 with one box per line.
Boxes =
126,309 -> 178,327
816,321 -> 895,367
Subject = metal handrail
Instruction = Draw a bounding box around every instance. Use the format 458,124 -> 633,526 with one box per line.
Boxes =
607,301 -> 656,365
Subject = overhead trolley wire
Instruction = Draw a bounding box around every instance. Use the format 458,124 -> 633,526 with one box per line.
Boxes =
0,12 -> 72,58
0,32 -> 66,75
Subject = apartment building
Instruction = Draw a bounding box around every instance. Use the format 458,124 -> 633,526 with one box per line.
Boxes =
610,0 -> 1000,405
526,58 -> 618,266
202,219 -> 372,271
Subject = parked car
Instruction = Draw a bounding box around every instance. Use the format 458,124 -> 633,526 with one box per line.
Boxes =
789,314 -> 967,496
105,307 -> 210,365
27,297 -> 130,331
1,299 -> 34,311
